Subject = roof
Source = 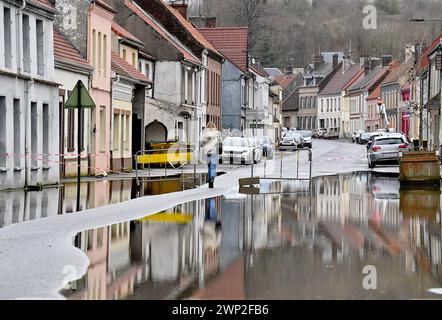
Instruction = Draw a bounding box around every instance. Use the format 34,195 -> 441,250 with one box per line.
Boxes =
166,6 -> 222,58
366,83 -> 382,101
111,52 -> 152,84
112,22 -> 144,47
313,62 -> 333,75
381,62 -> 412,86
342,69 -> 364,91
250,65 -> 269,78
30,0 -> 55,12
348,65 -> 389,92
123,0 -> 201,65
53,29 -> 91,70
420,32 -> 442,70
274,74 -> 299,90
265,68 -> 284,77
319,64 -> 362,96
198,27 -> 248,72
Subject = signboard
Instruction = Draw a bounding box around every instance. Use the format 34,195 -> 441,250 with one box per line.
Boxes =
65,80 -> 96,109
246,109 -> 267,121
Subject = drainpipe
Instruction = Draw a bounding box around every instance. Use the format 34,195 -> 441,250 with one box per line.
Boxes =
17,0 -> 29,186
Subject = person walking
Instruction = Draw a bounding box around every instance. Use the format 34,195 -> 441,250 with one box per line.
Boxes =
201,122 -> 222,188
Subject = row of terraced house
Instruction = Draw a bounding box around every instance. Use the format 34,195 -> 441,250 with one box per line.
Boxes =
0,0 -> 284,190
280,38 -> 442,149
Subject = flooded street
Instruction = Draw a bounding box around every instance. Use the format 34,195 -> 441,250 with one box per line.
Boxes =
17,172 -> 438,300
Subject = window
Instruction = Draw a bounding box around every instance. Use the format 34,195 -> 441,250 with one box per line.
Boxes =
79,108 -> 85,152
67,108 -> 75,152
122,49 -> 126,61
131,52 -> 136,67
103,34 -> 107,77
113,113 -> 119,151
98,32 -> 102,75
327,99 -> 329,112
3,7 -> 12,68
42,104 -> 49,166
99,107 -> 106,152
31,103 -> 37,167
92,29 -> 96,68
321,99 -> 324,113
36,19 -> 44,76
125,115 -> 130,151
0,97 -> 6,168
22,15 -> 30,73
13,99 -> 20,167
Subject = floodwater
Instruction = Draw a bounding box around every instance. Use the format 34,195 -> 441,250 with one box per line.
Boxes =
50,172 -> 442,300
1,172 -> 442,300
0,174 -> 209,229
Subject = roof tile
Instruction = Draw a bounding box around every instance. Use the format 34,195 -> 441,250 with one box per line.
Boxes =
53,29 -> 91,69
112,21 -> 143,46
319,64 -> 362,96
124,0 -> 201,65
111,52 -> 152,83
198,27 -> 248,72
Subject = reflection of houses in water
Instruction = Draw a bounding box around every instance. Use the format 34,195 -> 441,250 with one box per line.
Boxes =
0,188 -> 59,228
68,227 -> 109,300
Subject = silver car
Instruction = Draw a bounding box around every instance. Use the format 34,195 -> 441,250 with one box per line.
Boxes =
279,132 -> 303,150
299,131 -> 313,148
367,134 -> 410,169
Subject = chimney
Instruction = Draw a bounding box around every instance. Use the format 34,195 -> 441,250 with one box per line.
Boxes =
342,55 -> 351,72
360,54 -> 369,68
189,16 -> 217,28
364,59 -> 371,75
171,1 -> 188,20
381,55 -> 393,67
313,53 -> 324,70
370,58 -> 381,70
206,17 -> 217,28
332,53 -> 339,69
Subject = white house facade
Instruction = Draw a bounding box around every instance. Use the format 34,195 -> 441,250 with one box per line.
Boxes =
0,0 -> 59,190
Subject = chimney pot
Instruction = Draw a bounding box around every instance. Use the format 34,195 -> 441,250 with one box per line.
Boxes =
171,1 -> 189,20
381,55 -> 393,67
333,54 -> 339,69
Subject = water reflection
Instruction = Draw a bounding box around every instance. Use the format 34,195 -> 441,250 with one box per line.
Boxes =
59,172 -> 442,300
0,175 -> 208,229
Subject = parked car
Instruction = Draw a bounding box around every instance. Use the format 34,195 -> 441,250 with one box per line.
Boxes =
324,128 -> 339,140
367,134 -> 411,169
258,136 -> 275,159
366,132 -> 383,150
222,137 -> 256,165
279,132 -> 303,150
359,132 -> 373,144
299,130 -> 313,148
313,128 -> 327,139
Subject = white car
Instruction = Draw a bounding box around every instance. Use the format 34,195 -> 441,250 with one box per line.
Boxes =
222,137 -> 259,165
279,132 -> 303,150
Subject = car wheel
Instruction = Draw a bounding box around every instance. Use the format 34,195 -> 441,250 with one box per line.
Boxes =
368,159 -> 376,169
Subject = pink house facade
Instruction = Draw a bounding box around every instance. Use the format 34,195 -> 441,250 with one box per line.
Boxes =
88,1 -> 115,175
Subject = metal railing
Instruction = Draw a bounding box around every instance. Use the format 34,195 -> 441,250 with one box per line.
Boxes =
135,147 -> 197,186
251,147 -> 313,182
